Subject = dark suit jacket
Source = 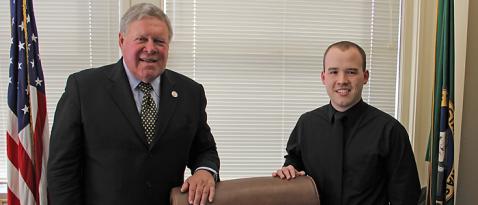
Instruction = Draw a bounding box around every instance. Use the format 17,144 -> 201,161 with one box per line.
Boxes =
47,60 -> 220,205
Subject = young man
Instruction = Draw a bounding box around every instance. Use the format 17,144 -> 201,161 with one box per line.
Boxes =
273,41 -> 420,205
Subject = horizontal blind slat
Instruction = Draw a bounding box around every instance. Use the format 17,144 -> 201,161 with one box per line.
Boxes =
166,0 -> 400,180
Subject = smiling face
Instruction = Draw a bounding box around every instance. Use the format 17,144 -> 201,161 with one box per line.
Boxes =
119,16 -> 170,83
321,46 -> 369,112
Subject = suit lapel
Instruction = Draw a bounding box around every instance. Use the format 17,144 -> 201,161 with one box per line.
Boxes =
105,60 -> 149,147
151,70 -> 178,146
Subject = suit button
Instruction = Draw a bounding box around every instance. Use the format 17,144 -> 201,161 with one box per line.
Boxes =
146,181 -> 152,189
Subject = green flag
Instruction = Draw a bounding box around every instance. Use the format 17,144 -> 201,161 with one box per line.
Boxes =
426,0 -> 455,204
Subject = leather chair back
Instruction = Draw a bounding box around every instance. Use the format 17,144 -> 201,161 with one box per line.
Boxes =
170,176 -> 320,205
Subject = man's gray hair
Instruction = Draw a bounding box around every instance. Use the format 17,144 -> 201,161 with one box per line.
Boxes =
120,3 -> 173,41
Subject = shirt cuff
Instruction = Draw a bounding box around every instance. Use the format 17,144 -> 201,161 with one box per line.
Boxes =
195,167 -> 218,182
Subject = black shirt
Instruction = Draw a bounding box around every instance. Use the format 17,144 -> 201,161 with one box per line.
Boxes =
284,100 -> 420,205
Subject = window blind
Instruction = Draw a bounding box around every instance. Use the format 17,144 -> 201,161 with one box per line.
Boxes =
0,0 -> 401,182
0,0 -> 119,182
165,0 -> 401,179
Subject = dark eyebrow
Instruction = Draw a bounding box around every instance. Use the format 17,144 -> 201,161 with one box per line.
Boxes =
346,68 -> 359,71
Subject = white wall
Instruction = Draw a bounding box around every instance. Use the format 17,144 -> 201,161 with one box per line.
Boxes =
456,0 -> 478,203
399,0 -> 437,187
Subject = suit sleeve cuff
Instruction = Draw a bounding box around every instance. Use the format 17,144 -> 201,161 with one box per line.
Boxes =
195,167 -> 218,182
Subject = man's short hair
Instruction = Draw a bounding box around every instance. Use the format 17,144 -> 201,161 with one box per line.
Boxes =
322,41 -> 367,71
120,3 -> 173,41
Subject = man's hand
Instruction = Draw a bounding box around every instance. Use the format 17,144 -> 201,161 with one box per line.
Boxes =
272,165 -> 305,180
180,170 -> 215,205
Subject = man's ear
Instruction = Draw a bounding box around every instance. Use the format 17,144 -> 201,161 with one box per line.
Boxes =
118,32 -> 124,49
363,70 -> 369,84
321,71 -> 326,85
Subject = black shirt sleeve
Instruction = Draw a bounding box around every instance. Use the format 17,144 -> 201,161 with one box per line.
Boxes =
386,121 -> 421,204
284,115 -> 305,171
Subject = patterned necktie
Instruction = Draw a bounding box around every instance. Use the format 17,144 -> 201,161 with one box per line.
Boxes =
138,82 -> 157,144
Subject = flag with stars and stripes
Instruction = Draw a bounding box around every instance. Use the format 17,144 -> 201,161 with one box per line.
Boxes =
7,0 -> 49,204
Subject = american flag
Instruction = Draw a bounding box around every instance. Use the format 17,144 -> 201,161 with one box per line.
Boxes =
7,0 -> 49,204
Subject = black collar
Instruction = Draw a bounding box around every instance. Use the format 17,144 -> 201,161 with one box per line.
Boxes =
327,99 -> 367,124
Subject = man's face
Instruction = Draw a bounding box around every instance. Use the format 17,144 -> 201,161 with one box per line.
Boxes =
321,47 -> 369,112
119,16 -> 170,83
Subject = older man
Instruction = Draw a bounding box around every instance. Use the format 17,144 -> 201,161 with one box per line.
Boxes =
47,3 -> 219,205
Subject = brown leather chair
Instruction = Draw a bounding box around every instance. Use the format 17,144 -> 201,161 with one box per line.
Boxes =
170,176 -> 320,205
